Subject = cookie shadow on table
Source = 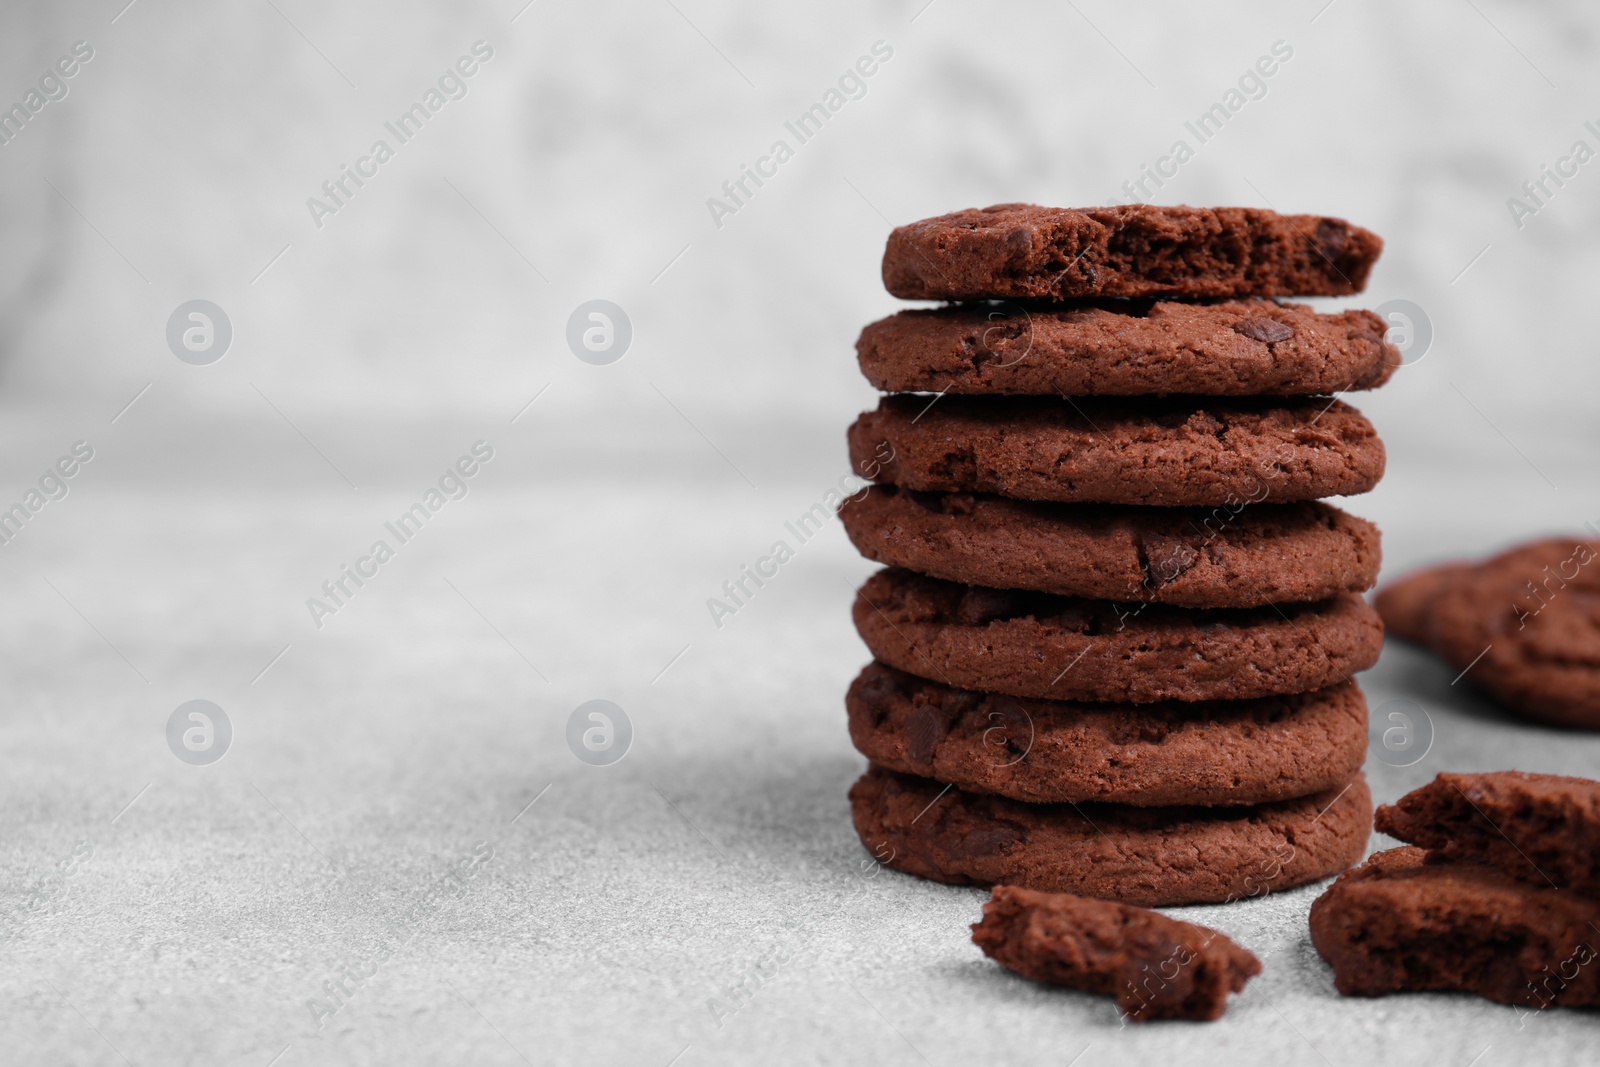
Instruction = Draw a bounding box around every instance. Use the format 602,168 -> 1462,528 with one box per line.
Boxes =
631,746 -> 876,881
929,952 -> 1325,1032
1364,639 -> 1598,788
1367,639 -> 1518,729
1278,936 -> 1539,1037
930,954 -> 1135,1027
935,932 -> 1522,1039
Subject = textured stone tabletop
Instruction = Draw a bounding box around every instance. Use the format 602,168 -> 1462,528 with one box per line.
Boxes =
2,412 -> 1596,1066
5,1 -> 1600,1062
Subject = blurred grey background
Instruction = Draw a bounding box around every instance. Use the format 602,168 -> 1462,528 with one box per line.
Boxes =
3,1 -> 1599,1065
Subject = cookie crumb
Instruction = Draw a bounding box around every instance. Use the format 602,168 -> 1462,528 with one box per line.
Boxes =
972,885 -> 1261,1021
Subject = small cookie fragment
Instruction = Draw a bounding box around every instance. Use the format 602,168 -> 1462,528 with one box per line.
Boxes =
1310,846 -> 1600,1009
839,486 -> 1381,609
847,394 -> 1385,507
852,568 -> 1384,703
846,661 -> 1368,807
972,885 -> 1261,1021
881,204 -> 1382,300
855,299 -> 1398,398
1375,771 -> 1600,896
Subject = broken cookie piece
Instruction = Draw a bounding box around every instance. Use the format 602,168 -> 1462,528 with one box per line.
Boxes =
1375,771 -> 1600,896
881,204 -> 1382,300
971,884 -> 1261,1021
1310,847 -> 1600,1010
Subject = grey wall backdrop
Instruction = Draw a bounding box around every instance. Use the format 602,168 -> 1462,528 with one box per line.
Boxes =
4,1 -> 1599,1065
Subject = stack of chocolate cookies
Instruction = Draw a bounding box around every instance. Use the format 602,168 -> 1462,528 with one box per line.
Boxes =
841,204 -> 1397,906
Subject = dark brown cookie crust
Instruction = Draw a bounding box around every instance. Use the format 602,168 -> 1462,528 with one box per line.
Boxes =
851,765 -> 1370,907
1380,540 -> 1600,729
847,662 -> 1367,807
971,885 -> 1262,1021
857,300 -> 1398,397
847,394 -> 1385,507
840,486 -> 1381,609
852,569 -> 1384,703
1375,771 -> 1600,896
1310,846 -> 1600,1008
881,204 -> 1382,301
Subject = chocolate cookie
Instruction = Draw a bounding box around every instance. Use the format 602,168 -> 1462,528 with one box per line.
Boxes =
852,569 -> 1384,703
1375,771 -> 1600,896
881,204 -> 1382,301
847,662 -> 1367,807
851,765 -> 1370,907
840,486 -> 1380,609
1379,539 -> 1600,729
1372,562 -> 1472,645
971,885 -> 1261,1021
847,394 -> 1384,507
1310,846 -> 1600,1009
857,300 -> 1398,397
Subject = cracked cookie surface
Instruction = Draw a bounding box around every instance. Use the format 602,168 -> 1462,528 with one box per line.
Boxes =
852,569 -> 1383,703
847,394 -> 1384,507
850,764 -> 1369,906
1375,771 -> 1600,895
840,485 -> 1380,608
1310,846 -> 1600,1007
857,299 -> 1398,397
847,661 -> 1367,806
881,204 -> 1382,300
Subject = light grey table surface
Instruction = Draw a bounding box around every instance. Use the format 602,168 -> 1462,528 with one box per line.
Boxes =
5,0 -> 1600,1062
2,408 -> 1597,1067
